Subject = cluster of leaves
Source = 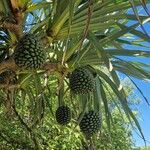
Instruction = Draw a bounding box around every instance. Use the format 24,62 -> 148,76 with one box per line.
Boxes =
0,99 -> 135,149
0,76 -> 138,149
0,0 -> 150,149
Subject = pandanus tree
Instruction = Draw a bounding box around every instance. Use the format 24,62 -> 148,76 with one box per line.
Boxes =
0,0 -> 149,149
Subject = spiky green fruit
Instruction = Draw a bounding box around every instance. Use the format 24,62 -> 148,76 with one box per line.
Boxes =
69,67 -> 95,94
79,111 -> 101,137
14,34 -> 46,69
55,106 -> 71,125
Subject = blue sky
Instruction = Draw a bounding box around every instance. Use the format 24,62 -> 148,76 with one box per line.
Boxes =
133,80 -> 150,147
124,5 -> 150,147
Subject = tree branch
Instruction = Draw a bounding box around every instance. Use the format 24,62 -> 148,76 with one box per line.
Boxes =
0,58 -> 17,74
9,0 -> 23,24
0,0 -> 24,38
0,58 -> 59,91
0,84 -> 20,89
42,61 -> 58,73
0,57 -> 58,74
1,21 -> 22,38
0,12 -> 22,38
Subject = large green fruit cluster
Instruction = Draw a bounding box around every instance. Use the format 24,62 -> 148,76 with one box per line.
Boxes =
69,67 -> 95,94
14,34 -> 45,69
79,111 -> 101,137
55,106 -> 71,125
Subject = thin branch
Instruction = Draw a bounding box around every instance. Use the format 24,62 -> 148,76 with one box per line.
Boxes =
0,0 -> 24,38
89,138 -> 96,150
126,75 -> 150,106
129,0 -> 149,37
10,0 -> 23,24
0,58 -> 17,74
0,133 -> 10,144
0,131 -> 33,149
0,84 -> 20,89
11,93 -> 40,149
73,0 -> 93,66
0,58 -> 58,74
42,61 -> 58,73
0,12 -> 22,38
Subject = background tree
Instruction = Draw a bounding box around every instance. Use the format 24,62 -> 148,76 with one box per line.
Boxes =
0,77 -> 137,149
0,0 -> 150,149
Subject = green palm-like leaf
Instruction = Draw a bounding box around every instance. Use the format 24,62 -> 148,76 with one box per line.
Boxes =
30,0 -> 149,137
0,0 -> 150,147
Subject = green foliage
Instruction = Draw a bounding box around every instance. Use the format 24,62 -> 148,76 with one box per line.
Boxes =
0,76 -> 137,149
0,0 -> 149,149
0,103 -> 135,149
95,112 -> 134,150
